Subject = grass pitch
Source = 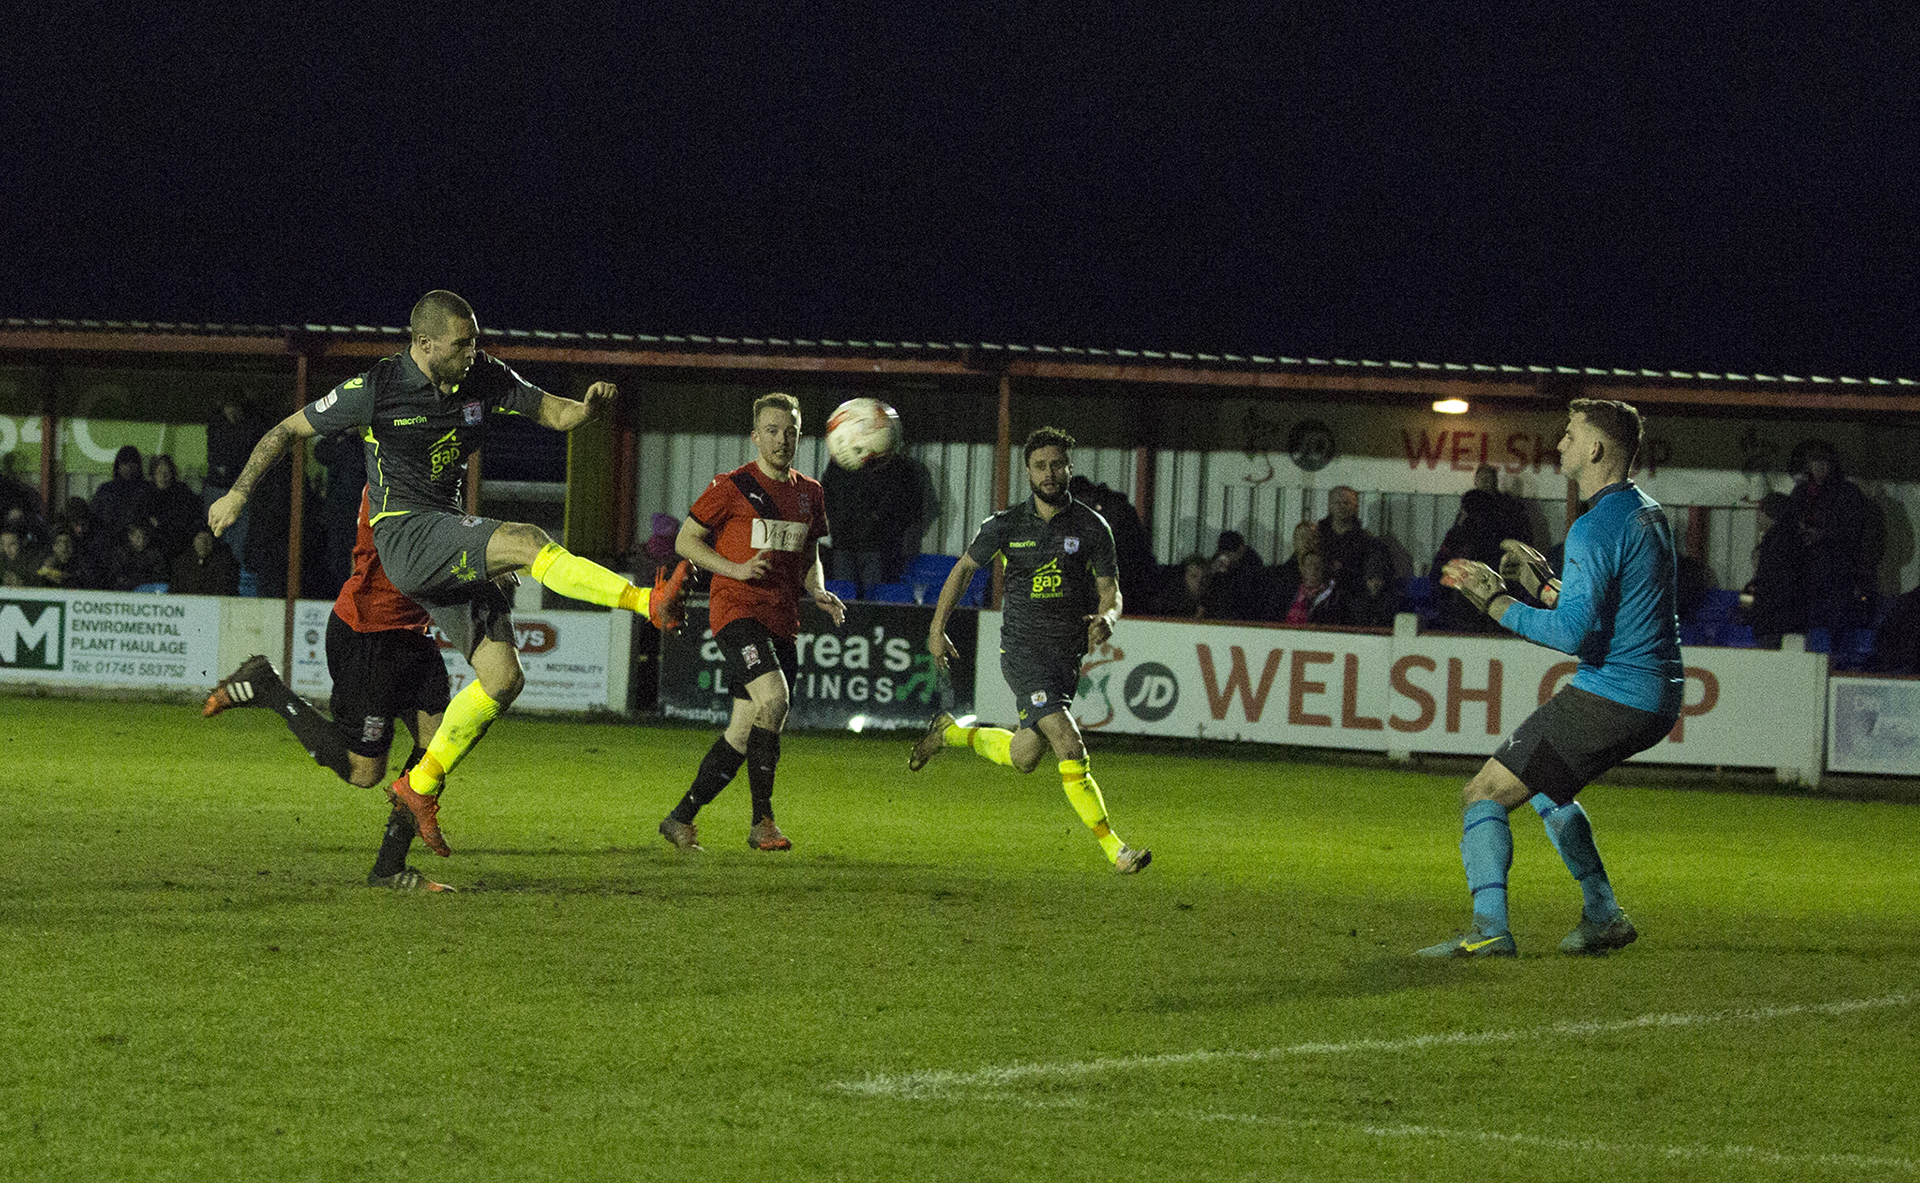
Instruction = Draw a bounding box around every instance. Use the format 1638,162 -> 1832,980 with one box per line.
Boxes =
1,696 -> 1916,1182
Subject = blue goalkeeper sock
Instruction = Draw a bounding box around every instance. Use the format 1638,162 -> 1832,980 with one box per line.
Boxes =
1531,795 -> 1619,922
1461,798 -> 1513,935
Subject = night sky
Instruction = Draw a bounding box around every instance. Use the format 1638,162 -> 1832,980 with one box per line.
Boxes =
5,4 -> 1917,378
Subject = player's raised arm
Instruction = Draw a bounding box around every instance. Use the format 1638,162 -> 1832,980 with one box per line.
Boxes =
207,409 -> 318,536
534,382 -> 616,431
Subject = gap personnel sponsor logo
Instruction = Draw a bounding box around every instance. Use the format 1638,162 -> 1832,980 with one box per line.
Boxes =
393,415 -> 426,425
1030,557 -> 1064,599
429,428 -> 461,480
0,599 -> 64,668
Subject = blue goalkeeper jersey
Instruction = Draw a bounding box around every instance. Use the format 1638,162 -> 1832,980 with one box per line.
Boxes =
1502,480 -> 1686,716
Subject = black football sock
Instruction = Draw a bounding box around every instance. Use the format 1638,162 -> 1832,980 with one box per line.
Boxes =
746,725 -> 781,824
270,689 -> 354,781
671,735 -> 746,824
368,749 -> 429,882
368,804 -> 416,881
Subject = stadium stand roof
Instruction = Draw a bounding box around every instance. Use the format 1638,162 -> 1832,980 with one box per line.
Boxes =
5,316 -> 1919,414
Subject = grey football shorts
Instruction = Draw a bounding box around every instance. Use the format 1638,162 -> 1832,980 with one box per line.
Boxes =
371,510 -> 515,659
1493,685 -> 1677,805
1000,645 -> 1081,729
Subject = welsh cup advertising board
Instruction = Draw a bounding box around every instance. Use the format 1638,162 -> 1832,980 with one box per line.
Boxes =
657,599 -> 977,730
972,613 -> 1829,778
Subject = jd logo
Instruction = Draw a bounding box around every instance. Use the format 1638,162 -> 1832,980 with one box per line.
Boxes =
0,599 -> 64,669
1123,662 -> 1178,721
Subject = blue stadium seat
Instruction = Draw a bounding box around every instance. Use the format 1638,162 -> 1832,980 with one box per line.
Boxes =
825,579 -> 856,601
1805,627 -> 1833,654
133,582 -> 169,594
865,582 -> 918,604
907,553 -> 959,588
1696,588 -> 1741,621
1719,623 -> 1756,648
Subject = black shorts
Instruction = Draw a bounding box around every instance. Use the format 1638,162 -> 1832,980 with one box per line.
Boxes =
715,617 -> 797,700
1001,645 -> 1081,728
1493,685 -> 1678,806
326,612 -> 453,758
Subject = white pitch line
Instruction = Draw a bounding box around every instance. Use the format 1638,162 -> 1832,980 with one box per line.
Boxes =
1171,1109 -> 1919,1174
832,991 -> 1916,1099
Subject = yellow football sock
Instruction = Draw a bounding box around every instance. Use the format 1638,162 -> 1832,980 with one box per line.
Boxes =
409,681 -> 502,795
963,724 -> 1015,767
1061,758 -> 1123,862
530,542 -> 643,611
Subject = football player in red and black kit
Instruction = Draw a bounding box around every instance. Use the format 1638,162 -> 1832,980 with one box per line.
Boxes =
204,488 -> 456,891
657,393 -> 847,852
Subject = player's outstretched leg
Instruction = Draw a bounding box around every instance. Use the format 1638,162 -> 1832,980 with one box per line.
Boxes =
915,718 -> 1018,769
1417,798 -> 1518,957
527,543 -> 689,632
1060,757 -> 1150,873
1531,795 -> 1637,954
203,655 -> 355,780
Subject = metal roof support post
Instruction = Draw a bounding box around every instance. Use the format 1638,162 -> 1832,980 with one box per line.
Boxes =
38,366 -> 57,515
991,374 -> 1011,610
283,348 -> 308,676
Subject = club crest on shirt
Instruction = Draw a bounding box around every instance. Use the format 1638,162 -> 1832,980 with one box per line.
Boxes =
463,402 -> 483,425
1030,690 -> 1048,706
1063,536 -> 1080,554
742,643 -> 761,669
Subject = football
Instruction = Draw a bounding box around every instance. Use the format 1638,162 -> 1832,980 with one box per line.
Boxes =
825,397 -> 903,470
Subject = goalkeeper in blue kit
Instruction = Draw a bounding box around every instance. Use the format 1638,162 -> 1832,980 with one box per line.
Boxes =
1422,399 -> 1684,957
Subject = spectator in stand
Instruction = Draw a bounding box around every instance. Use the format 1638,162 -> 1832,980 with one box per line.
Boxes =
59,498 -> 110,589
4,505 -> 48,551
1282,550 -> 1341,625
1318,486 -> 1386,583
1342,547 -> 1400,628
823,449 -> 933,597
34,532 -> 79,587
147,454 -> 205,561
643,512 -> 681,570
1203,529 -> 1269,622
1475,463 -> 1534,548
107,522 -> 169,591
1070,474 -> 1163,612
1741,492 -> 1804,646
0,457 -> 46,542
1788,440 -> 1878,629
1430,488 -> 1509,632
1865,582 -> 1919,675
1174,554 -> 1210,618
0,526 -> 36,586
91,445 -> 155,545
1267,520 -> 1320,617
206,397 -> 269,574
170,526 -> 241,596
